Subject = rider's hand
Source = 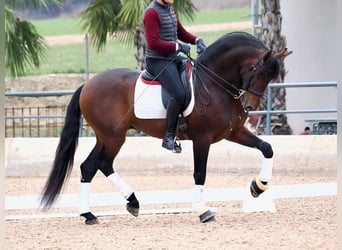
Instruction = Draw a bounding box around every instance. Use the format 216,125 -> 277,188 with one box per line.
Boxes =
196,38 -> 206,55
178,43 -> 191,54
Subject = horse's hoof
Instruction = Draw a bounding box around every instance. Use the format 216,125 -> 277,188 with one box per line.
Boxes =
80,212 -> 99,225
85,218 -> 99,225
126,193 -> 140,217
197,207 -> 215,223
250,177 -> 268,198
126,204 -> 139,217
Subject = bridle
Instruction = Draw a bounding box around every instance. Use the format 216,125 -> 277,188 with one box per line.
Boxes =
240,54 -> 271,98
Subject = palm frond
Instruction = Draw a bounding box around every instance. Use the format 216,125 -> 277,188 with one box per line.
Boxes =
79,0 -> 122,52
5,7 -> 47,77
115,0 -> 150,47
118,0 -> 150,30
173,0 -> 197,22
5,0 -> 63,10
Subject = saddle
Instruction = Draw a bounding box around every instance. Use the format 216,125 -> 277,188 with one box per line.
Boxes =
134,58 -> 194,137
141,58 -> 192,109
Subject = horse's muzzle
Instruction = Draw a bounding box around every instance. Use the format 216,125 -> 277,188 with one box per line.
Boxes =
245,106 -> 253,112
240,95 -> 254,112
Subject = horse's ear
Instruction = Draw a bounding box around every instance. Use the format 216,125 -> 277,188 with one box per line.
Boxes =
261,50 -> 273,64
275,48 -> 289,60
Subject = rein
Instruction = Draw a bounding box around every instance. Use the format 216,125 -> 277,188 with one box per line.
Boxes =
190,57 -> 246,100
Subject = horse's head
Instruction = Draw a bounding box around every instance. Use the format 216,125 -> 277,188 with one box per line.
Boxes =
195,32 -> 288,112
240,48 -> 287,111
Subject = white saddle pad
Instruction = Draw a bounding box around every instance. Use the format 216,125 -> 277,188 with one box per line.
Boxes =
134,71 -> 195,119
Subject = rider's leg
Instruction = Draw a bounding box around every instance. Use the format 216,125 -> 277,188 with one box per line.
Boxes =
162,97 -> 182,151
146,57 -> 186,152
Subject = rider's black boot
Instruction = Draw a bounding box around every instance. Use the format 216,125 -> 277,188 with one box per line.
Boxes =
162,98 -> 182,153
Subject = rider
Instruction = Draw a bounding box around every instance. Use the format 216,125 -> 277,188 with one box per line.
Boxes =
143,0 -> 206,153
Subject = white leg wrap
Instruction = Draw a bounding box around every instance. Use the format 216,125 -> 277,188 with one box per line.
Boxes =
259,158 -> 273,182
78,182 -> 91,214
107,172 -> 134,199
192,185 -> 205,212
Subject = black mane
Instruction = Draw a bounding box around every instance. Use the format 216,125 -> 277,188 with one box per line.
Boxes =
198,32 -> 268,62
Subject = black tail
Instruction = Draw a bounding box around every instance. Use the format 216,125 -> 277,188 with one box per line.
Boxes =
41,85 -> 84,208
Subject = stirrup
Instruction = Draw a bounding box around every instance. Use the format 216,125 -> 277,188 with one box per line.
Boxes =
162,137 -> 182,153
173,138 -> 182,153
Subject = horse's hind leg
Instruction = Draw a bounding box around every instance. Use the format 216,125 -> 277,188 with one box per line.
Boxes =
78,147 -> 101,225
78,138 -> 139,225
99,161 -> 140,216
97,136 -> 139,217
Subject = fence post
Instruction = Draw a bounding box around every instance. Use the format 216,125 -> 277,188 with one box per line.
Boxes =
251,0 -> 261,38
266,86 -> 272,135
79,117 -> 83,137
85,34 -> 90,81
80,34 -> 90,137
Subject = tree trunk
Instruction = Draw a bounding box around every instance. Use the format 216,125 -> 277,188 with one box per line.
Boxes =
134,25 -> 146,71
257,0 -> 292,135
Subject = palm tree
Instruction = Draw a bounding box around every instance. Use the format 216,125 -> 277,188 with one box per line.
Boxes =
5,0 -> 63,77
79,0 -> 196,70
257,0 -> 292,135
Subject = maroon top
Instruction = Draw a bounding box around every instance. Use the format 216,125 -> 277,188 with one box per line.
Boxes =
143,7 -> 197,53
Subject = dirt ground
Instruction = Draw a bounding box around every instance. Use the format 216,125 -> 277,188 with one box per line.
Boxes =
5,172 -> 337,250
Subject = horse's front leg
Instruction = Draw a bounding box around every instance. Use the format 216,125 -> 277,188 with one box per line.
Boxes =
192,140 -> 215,222
230,126 -> 273,197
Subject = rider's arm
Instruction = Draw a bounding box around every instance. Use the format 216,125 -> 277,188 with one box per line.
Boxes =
176,17 -> 197,45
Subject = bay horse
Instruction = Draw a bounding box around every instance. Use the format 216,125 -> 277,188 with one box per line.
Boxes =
41,32 -> 287,224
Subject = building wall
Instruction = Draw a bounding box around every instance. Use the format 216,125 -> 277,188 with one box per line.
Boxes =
281,0 -> 337,134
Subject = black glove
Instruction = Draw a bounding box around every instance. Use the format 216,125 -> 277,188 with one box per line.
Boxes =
178,43 -> 191,54
196,38 -> 206,55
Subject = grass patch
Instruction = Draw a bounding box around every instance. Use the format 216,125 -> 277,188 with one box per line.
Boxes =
196,28 -> 252,44
24,39 -> 136,76
182,8 -> 250,25
31,8 -> 251,36
32,18 -> 82,36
